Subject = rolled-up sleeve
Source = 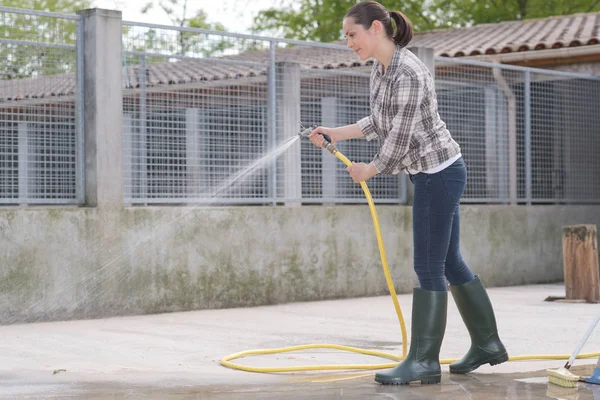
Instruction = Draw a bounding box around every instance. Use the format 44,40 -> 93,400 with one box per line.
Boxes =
372,74 -> 422,175
357,115 -> 378,141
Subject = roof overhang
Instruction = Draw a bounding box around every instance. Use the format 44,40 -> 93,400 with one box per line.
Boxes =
459,44 -> 600,68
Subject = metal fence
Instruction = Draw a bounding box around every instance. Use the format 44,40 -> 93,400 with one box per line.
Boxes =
121,23 -> 406,205
121,21 -> 600,205
435,57 -> 600,203
0,7 -> 83,204
1,9 -> 599,206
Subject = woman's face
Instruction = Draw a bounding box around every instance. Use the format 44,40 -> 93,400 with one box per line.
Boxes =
342,17 -> 378,61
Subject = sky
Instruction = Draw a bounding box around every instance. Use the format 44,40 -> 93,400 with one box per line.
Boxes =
93,0 -> 279,34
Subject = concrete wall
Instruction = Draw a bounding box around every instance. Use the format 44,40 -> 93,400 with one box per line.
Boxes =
547,62 -> 600,76
1,205 -> 599,324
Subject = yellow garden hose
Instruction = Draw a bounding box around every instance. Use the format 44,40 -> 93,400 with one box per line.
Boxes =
220,142 -> 600,374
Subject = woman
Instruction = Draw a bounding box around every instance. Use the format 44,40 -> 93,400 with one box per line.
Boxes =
308,0 -> 508,385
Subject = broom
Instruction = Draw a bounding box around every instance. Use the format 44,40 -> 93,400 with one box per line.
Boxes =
548,311 -> 600,388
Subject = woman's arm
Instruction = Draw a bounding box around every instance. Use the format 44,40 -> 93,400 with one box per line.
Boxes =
308,123 -> 364,147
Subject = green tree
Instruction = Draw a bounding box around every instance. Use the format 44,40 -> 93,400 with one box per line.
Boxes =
429,0 -> 600,27
251,0 -> 437,42
0,0 -> 91,78
0,0 -> 90,13
140,0 -> 232,56
250,0 -> 600,41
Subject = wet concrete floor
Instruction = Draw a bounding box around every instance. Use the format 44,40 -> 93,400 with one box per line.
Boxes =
2,284 -> 599,399
2,365 -> 599,399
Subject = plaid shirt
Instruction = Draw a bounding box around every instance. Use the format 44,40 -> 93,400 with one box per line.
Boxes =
357,47 -> 461,175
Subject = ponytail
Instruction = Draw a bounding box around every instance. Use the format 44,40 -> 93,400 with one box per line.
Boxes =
389,10 -> 413,48
345,2 -> 413,48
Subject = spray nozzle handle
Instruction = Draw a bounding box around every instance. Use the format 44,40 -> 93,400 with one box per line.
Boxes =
299,126 -> 332,146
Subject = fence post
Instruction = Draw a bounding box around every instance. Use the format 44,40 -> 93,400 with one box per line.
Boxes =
267,41 -> 277,205
409,47 -> 435,78
17,122 -> 28,204
321,97 -> 338,201
123,113 -> 133,203
137,55 -> 148,202
492,65 -> 517,205
524,71 -> 532,204
484,87 -> 509,199
76,18 -> 85,204
276,61 -> 302,206
185,108 -> 208,199
76,8 -> 123,209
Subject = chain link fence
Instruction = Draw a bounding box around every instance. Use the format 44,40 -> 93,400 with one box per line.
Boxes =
0,7 -> 83,204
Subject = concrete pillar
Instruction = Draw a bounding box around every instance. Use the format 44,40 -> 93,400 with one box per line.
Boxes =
185,108 -> 209,198
276,61 -> 302,205
484,87 -> 509,199
321,97 -> 338,200
76,8 -> 123,209
137,55 -> 148,202
123,113 -> 133,202
555,83 -> 568,200
409,47 -> 435,77
492,65 -> 517,204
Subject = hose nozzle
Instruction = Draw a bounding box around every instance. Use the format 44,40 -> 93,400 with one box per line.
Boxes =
298,126 -> 313,138
298,124 -> 337,154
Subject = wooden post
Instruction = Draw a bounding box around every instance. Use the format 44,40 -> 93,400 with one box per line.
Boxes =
563,225 -> 600,303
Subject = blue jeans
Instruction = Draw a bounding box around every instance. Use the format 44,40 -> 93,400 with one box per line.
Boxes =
409,157 -> 475,291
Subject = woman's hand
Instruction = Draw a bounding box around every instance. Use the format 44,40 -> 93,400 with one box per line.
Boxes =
346,162 -> 379,183
308,126 -> 336,148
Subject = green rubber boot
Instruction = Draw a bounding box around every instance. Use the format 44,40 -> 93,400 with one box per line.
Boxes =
375,288 -> 447,385
449,276 -> 509,374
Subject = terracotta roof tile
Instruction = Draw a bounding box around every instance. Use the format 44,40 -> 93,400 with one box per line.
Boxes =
411,12 -> 599,56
